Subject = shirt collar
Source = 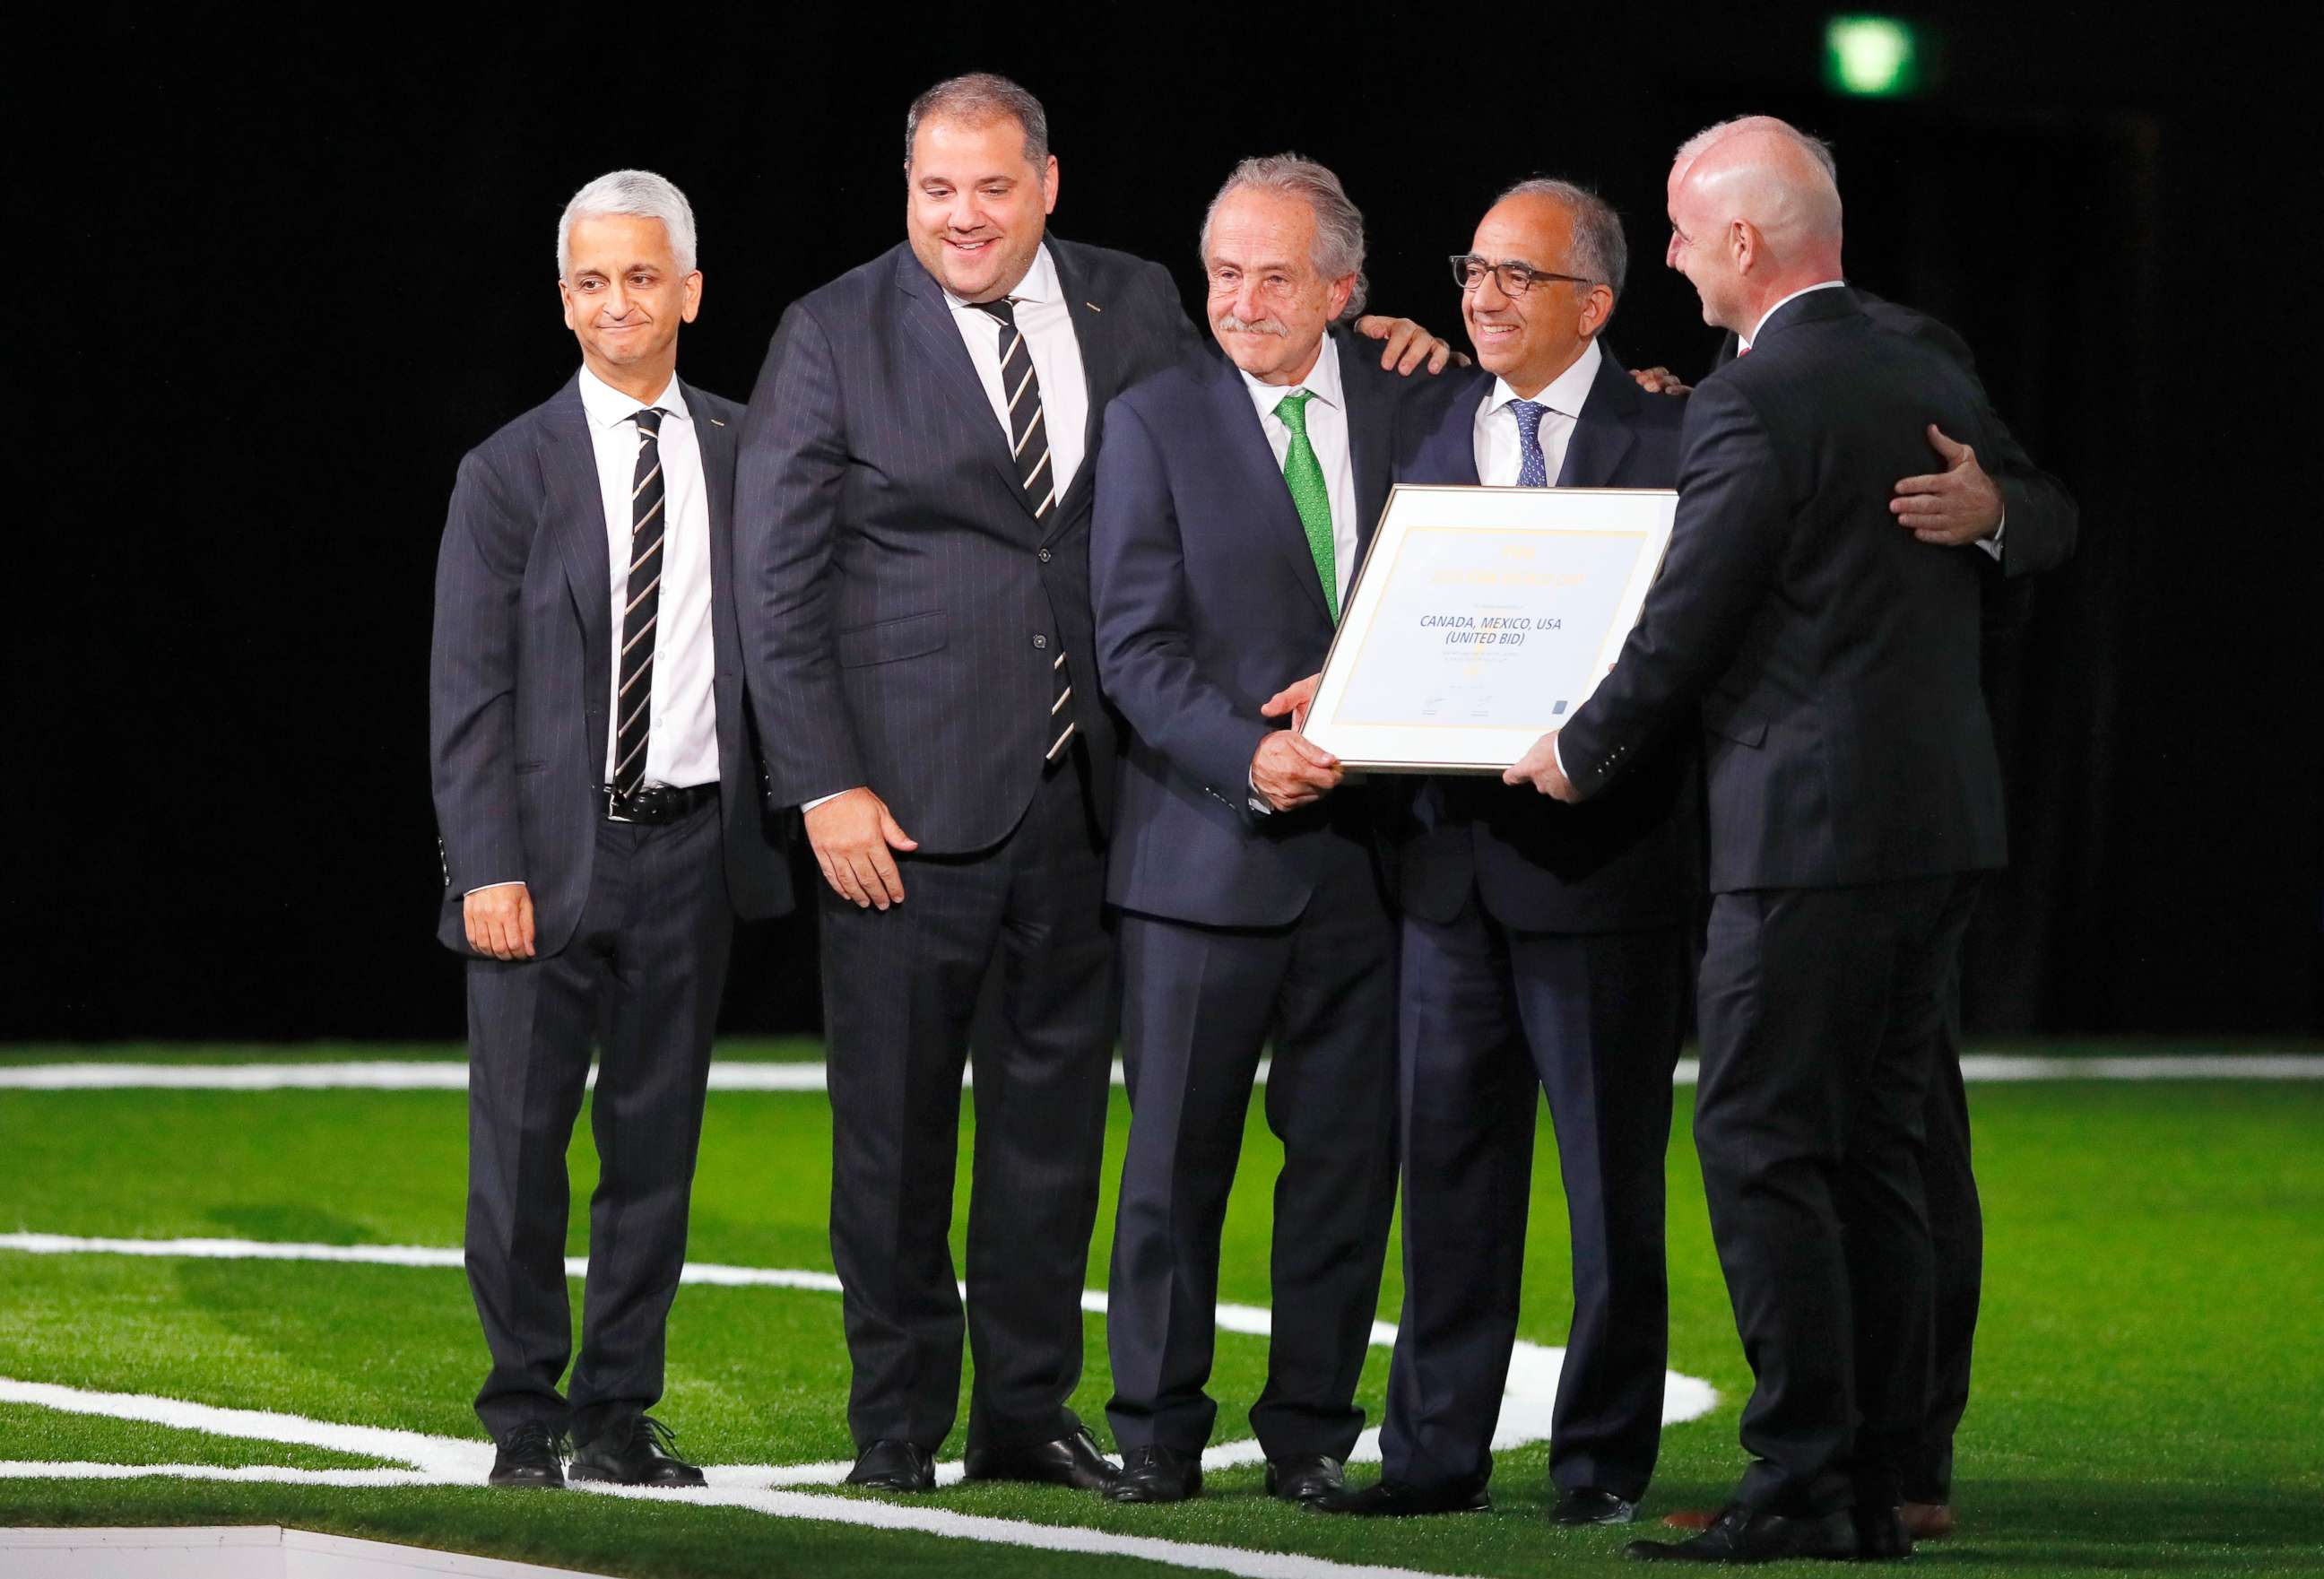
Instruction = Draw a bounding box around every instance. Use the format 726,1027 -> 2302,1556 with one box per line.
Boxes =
1741,279 -> 1849,351
1241,329 -> 1345,424
1485,336 -> 1604,421
942,241 -> 1061,313
577,364 -> 689,430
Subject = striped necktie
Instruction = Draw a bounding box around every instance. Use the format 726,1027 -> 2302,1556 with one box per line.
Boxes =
970,297 -> 1075,765
612,406 -> 665,799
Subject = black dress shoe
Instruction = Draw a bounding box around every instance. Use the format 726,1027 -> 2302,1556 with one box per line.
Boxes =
569,1411 -> 705,1488
488,1422 -> 568,1489
1106,1444 -> 1203,1504
845,1438 -> 936,1492
1265,1453 -> 1345,1505
1622,1503 -> 1856,1562
1853,1503 -> 1916,1562
1315,1477 -> 1491,1516
1553,1486 -> 1640,1526
962,1427 -> 1120,1491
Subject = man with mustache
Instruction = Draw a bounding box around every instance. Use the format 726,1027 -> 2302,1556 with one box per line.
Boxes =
1088,153 -> 1457,1506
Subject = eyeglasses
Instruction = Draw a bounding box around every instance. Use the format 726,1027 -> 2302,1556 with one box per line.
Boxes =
1450,254 -> 1593,297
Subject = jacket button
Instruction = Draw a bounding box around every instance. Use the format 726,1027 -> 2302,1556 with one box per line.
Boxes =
1032,634 -> 1048,650
1038,548 -> 1053,563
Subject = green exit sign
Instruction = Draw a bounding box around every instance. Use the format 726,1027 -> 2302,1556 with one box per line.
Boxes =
1825,15 -> 1925,97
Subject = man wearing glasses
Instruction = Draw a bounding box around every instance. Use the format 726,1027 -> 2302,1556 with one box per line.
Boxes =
1320,179 -> 1695,1527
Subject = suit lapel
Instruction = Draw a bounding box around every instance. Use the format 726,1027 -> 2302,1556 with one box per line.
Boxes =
689,382 -> 741,678
1052,241 -> 1114,540
892,249 -> 1028,507
1339,330 -> 1396,565
1210,358 -> 1333,623
542,382 -> 611,675
1557,350 -> 1639,488
1411,376 -> 1486,486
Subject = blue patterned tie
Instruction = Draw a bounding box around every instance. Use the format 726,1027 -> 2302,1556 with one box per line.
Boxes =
1511,398 -> 1549,487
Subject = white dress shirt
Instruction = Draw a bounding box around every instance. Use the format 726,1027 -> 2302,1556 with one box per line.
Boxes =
577,366 -> 720,791
941,242 -> 1090,499
1472,337 -> 1605,488
1239,332 -> 1359,605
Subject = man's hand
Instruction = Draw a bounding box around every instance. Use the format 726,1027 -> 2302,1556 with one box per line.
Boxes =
1892,424 -> 2004,546
803,787 -> 919,910
1261,672 -> 1323,733
1630,365 -> 1692,397
1352,315 -> 1468,375
1252,730 -> 1343,811
1503,730 -> 1578,803
464,882 -> 536,961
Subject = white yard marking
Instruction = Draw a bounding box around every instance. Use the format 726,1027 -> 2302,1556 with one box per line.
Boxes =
3,1053 -> 2317,1092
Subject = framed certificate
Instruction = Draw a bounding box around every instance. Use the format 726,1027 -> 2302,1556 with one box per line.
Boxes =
1303,485 -> 1677,771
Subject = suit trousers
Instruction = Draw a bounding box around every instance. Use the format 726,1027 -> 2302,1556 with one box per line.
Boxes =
1382,902 -> 1688,1498
1693,874 -> 1979,1516
1105,840 -> 1400,1460
1906,973 -> 1982,1504
819,757 -> 1116,1453
464,797 -> 733,1442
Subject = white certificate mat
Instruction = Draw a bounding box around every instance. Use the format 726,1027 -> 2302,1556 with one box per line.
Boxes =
1305,485 -> 1677,771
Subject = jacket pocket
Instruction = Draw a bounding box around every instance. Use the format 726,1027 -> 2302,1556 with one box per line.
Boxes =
836,610 -> 948,668
1699,689 -> 1767,749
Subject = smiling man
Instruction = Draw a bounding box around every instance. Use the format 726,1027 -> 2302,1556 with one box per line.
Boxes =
1086,155 -> 1458,1507
429,169 -> 792,1491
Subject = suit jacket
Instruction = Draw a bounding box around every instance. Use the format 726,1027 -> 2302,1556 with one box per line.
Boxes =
1713,291 -> 2077,582
734,238 -> 1201,854
1561,288 -> 2008,892
1092,328 -> 1422,929
429,376 -> 793,956
1391,347 -> 1699,933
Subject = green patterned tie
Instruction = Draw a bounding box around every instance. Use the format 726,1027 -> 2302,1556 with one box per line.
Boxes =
1273,390 -> 1338,622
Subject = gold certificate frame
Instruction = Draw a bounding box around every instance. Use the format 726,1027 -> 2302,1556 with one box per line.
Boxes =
1303,484 -> 1678,772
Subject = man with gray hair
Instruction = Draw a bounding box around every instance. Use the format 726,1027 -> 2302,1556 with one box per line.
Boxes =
1087,152 -> 1454,1505
1314,176 -> 1695,1527
430,169 -> 792,1489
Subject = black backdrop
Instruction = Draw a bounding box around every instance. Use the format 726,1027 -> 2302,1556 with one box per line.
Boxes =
16,5 -> 2319,1041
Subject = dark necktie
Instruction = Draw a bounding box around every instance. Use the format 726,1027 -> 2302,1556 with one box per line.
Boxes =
613,406 -> 665,798
1511,398 -> 1550,488
969,298 -> 1075,764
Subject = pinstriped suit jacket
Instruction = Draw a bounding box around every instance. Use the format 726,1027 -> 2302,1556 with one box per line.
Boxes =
734,239 -> 1201,854
429,375 -> 793,956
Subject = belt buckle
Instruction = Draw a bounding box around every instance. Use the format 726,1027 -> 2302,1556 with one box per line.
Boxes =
604,787 -> 636,823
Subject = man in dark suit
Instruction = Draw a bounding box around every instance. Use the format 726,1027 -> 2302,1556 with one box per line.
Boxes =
735,74 -> 1451,1496
1089,154 -> 1439,1507
1643,119 -> 2080,1543
429,169 -> 792,1490
1510,123 -> 2010,1563
1318,179 -> 1695,1529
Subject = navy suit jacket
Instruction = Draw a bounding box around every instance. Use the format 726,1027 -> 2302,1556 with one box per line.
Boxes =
734,238 -> 1201,853
1564,289 -> 2008,891
1093,329 -> 1424,929
1392,347 -> 1698,933
429,375 -> 793,956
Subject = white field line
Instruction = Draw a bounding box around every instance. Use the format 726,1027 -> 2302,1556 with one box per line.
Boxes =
0,1233 -> 1719,1455
3,1053 -> 2320,1092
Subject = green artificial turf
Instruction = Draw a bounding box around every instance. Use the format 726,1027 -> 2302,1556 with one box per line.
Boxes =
3,1046 -> 2321,1577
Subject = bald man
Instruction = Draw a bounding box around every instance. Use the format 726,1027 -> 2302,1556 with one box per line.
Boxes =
1507,121 -> 2010,1563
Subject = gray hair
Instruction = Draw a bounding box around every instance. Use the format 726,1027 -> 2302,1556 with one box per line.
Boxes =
1677,115 -> 1838,179
1496,177 -> 1628,302
557,169 -> 698,280
905,73 -> 1050,173
1200,153 -> 1369,320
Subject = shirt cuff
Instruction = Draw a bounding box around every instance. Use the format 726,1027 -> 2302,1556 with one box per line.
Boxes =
1552,734 -> 1567,779
464,881 -> 525,898
801,789 -> 859,812
1248,768 -> 1272,816
1975,507 -> 2007,562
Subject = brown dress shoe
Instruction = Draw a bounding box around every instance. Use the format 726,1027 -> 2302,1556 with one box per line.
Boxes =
1902,1501 -> 1955,1540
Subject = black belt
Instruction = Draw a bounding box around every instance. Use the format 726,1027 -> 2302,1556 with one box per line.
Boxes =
603,782 -> 719,824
